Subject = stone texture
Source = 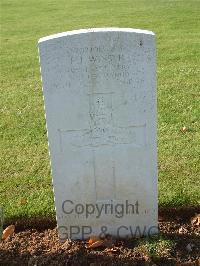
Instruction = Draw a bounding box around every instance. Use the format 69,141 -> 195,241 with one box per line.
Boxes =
38,28 -> 157,240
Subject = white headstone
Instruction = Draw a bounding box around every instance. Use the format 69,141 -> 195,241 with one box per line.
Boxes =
38,28 -> 158,240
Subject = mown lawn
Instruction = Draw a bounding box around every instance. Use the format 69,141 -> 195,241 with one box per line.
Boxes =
0,0 -> 200,221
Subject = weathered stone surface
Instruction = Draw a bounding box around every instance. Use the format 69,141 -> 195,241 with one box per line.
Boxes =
38,28 -> 157,240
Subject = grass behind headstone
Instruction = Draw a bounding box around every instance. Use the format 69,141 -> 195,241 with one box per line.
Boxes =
0,0 -> 199,220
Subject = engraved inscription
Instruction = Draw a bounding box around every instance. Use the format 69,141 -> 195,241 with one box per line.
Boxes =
67,52 -> 132,85
59,125 -> 145,148
59,93 -> 146,148
39,29 -> 157,238
43,44 -> 146,91
58,92 -> 146,201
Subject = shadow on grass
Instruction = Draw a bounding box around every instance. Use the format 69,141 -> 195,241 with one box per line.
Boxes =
3,205 -> 199,231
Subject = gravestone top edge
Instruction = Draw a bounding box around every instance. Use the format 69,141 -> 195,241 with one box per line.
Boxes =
38,28 -> 155,44
38,25 -> 157,240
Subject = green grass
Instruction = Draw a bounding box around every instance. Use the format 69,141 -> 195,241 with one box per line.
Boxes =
134,235 -> 175,259
0,0 -> 200,221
